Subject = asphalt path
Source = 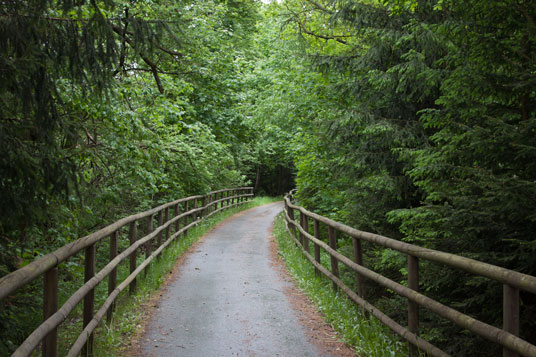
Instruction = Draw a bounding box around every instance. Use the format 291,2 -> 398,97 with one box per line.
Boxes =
142,202 -> 322,357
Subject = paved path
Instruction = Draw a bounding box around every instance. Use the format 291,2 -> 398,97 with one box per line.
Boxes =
142,202 -> 322,357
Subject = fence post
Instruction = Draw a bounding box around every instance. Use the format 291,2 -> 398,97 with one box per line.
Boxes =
145,215 -> 153,275
408,255 -> 419,356
313,219 -> 321,277
157,210 -> 163,248
299,212 -> 305,246
203,195 -> 208,217
184,200 -> 190,235
213,193 -> 216,211
82,244 -> 96,357
503,284 -> 520,357
193,198 -> 199,221
328,226 -> 339,290
302,213 -> 309,253
107,230 -> 118,323
353,237 -> 366,299
43,267 -> 58,357
129,220 -> 137,295
288,207 -> 296,237
175,203 -> 180,233
165,207 -> 170,240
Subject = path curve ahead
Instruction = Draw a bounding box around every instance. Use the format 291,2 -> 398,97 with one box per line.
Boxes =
142,202 -> 323,357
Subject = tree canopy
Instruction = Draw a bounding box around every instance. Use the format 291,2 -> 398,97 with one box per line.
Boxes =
1,0 -> 535,355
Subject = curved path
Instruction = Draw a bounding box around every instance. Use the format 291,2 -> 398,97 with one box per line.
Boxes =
142,202 -> 323,357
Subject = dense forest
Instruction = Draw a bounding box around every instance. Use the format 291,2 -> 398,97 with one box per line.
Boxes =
1,0 -> 535,355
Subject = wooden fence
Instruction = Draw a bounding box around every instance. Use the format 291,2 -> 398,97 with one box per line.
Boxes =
283,192 -> 536,357
0,187 -> 253,357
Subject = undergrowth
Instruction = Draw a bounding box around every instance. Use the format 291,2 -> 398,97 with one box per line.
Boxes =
273,213 -> 408,357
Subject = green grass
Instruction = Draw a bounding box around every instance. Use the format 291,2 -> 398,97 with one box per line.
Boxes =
273,213 -> 408,357
55,197 -> 280,356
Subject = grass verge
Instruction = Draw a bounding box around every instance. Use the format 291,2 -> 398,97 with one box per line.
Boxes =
273,213 -> 408,357
60,197 -> 280,356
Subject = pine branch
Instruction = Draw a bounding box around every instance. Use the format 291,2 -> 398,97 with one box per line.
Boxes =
296,17 -> 348,44
110,24 -> 166,93
123,67 -> 192,76
110,24 -> 183,58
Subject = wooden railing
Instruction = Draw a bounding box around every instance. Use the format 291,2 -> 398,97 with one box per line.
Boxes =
283,192 -> 536,357
0,187 -> 253,357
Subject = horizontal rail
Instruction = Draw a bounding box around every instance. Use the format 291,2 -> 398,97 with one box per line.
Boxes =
2,187 -> 252,356
67,218 -> 200,357
205,195 -> 254,219
0,187 -> 252,300
285,198 -> 536,294
284,194 -> 536,357
284,217 -> 448,357
13,207 -> 205,356
286,212 -> 536,356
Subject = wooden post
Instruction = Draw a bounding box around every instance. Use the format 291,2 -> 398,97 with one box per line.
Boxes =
175,203 -> 180,233
184,200 -> 189,235
302,214 -> 309,253
43,267 -> 58,357
107,231 -> 118,323
288,207 -> 296,237
145,215 -> 153,275
313,219 -> 321,277
503,284 -> 520,357
328,226 -> 339,290
283,199 -> 288,229
129,220 -> 137,295
157,210 -> 163,248
408,255 -> 419,356
193,198 -> 198,222
82,244 -> 96,357
299,212 -> 305,246
210,194 -> 214,213
353,237 -> 366,299
165,207 -> 170,240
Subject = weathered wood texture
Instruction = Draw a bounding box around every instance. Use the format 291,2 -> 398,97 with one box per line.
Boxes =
42,268 -> 58,357
1,188 -> 253,357
283,195 -> 536,357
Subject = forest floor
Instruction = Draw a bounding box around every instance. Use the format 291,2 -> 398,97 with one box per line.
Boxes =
128,202 -> 354,356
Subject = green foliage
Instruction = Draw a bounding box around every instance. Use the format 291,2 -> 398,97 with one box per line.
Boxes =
257,0 -> 536,354
2,0 -> 536,354
1,0 -> 261,353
